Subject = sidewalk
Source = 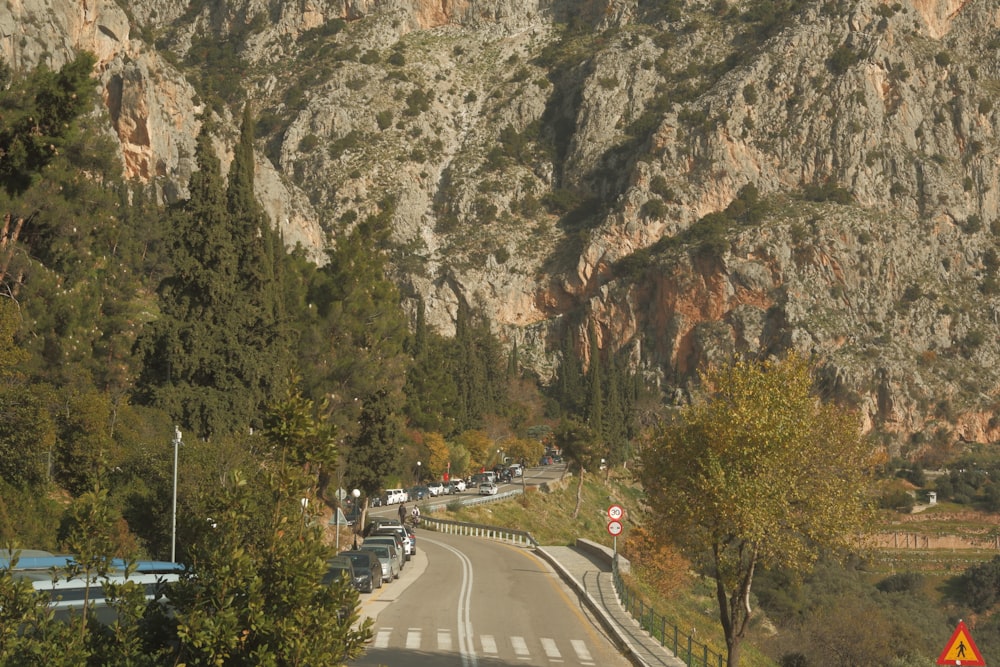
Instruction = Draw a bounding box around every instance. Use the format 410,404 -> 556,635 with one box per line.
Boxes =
537,545 -> 687,667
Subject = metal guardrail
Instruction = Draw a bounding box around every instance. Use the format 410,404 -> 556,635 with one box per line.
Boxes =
612,556 -> 725,667
419,514 -> 538,547
422,487 -> 523,513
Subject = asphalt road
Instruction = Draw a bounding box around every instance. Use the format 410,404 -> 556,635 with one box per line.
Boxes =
348,530 -> 630,667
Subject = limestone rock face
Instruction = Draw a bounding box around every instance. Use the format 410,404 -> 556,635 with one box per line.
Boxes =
9,0 -> 1000,452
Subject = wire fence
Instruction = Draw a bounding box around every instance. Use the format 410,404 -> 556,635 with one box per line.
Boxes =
612,557 -> 726,667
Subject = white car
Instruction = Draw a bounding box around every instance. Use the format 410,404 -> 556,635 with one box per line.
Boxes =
447,479 -> 466,493
478,482 -> 498,495
426,481 -> 445,496
385,489 -> 408,504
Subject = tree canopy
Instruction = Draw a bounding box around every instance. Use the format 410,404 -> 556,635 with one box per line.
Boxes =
639,353 -> 876,667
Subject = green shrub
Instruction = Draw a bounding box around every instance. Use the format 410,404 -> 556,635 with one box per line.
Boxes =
329,130 -> 362,160
827,45 -> 859,75
376,110 -> 393,130
299,134 -> 320,152
640,198 -> 668,219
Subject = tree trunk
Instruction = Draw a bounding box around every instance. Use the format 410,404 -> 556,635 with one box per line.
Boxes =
572,468 -> 584,518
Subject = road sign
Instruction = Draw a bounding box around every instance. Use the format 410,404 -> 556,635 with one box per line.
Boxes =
608,504 -> 624,521
607,520 -> 623,536
937,620 -> 985,666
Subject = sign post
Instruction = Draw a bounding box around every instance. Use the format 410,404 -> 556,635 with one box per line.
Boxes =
937,620 -> 985,666
607,504 -> 624,559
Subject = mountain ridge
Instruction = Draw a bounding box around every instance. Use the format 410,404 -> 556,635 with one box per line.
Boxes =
6,0 -> 1000,454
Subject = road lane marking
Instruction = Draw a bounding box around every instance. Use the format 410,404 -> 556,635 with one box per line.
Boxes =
480,634 -> 498,655
571,639 -> 594,664
511,635 -> 530,659
423,537 -> 478,667
541,637 -> 562,660
406,628 -> 421,649
374,628 -> 391,649
499,544 -> 619,652
438,629 -> 453,651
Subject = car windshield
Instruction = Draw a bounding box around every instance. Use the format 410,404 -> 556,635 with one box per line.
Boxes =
362,545 -> 390,557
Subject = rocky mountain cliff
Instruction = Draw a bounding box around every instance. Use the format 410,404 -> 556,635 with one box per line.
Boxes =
6,0 -> 1000,456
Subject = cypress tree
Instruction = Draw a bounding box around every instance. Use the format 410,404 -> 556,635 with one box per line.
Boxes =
135,119 -> 289,439
585,324 -> 603,439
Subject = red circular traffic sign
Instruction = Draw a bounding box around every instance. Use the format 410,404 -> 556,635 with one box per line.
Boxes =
608,504 -> 624,520
607,520 -> 623,536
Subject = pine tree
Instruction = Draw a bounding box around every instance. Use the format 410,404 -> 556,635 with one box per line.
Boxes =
303,199 -> 410,439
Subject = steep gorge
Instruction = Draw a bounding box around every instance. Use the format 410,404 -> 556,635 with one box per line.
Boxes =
5,0 -> 1000,454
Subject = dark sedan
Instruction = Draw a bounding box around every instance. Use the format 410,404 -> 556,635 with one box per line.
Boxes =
338,550 -> 382,593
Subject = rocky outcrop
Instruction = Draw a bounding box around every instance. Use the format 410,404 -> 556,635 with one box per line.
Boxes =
9,0 -> 1000,454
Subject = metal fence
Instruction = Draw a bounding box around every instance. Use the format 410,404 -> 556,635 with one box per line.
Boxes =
612,557 -> 726,667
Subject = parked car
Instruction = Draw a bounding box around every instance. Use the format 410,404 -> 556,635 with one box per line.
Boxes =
322,557 -> 357,588
359,544 -> 400,582
364,516 -> 402,537
408,485 -> 430,500
384,488 -> 408,504
470,471 -> 496,486
426,481 -> 445,496
508,464 -> 523,477
365,533 -> 409,563
479,482 -> 498,495
372,525 -> 414,557
338,550 -> 382,593
446,479 -> 465,494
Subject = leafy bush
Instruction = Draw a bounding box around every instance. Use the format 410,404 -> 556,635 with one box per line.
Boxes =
828,45 -> 860,75
876,572 -> 924,594
802,180 -> 853,204
299,133 -> 319,152
959,556 -> 1000,612
376,110 -> 393,130
878,488 -> 914,513
329,130 -> 362,160
641,198 -> 668,219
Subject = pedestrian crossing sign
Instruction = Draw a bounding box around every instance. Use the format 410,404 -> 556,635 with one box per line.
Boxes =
937,620 -> 985,666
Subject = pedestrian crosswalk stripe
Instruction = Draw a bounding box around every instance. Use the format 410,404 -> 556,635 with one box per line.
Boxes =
541,637 -> 562,660
571,639 -> 594,664
480,634 -> 498,655
511,635 -> 530,659
371,628 -> 593,663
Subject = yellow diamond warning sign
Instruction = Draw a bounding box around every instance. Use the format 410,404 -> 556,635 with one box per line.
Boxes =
937,620 -> 985,666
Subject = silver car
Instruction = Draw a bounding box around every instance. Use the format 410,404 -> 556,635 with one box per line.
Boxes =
359,544 -> 400,582
364,534 -> 408,564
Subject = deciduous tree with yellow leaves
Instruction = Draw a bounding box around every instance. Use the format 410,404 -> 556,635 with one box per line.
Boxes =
640,354 -> 876,667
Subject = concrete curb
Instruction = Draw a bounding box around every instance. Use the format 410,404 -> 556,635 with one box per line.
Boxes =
535,546 -> 650,667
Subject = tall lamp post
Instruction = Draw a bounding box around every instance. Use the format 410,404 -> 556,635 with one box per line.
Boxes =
416,460 -> 421,484
171,426 -> 182,563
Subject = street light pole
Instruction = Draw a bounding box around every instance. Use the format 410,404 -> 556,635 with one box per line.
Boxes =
171,426 -> 182,563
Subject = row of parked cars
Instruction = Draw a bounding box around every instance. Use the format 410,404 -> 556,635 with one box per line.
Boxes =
372,479 -> 470,505
324,517 -> 416,594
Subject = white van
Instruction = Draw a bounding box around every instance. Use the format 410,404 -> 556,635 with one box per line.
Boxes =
384,488 -> 408,504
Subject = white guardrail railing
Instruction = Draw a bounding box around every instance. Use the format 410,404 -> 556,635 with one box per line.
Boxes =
418,489 -> 538,547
